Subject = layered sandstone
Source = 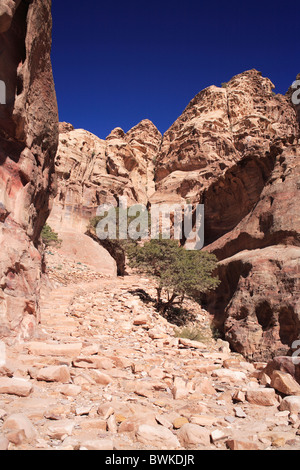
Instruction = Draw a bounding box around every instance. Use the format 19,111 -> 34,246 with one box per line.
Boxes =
0,0 -> 59,339
50,69 -> 300,361
152,70 -> 297,207
49,120 -> 161,234
152,70 -> 300,361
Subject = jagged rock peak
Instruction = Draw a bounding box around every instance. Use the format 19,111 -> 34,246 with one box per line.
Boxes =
127,119 -> 162,137
184,69 -> 274,112
106,120 -> 162,142
226,68 -> 275,91
59,122 -> 74,133
106,127 -> 126,140
154,68 -> 298,183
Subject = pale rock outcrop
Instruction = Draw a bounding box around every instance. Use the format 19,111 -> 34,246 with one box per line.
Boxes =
49,119 -> 162,234
54,231 -> 117,277
0,377 -> 33,397
152,70 -> 297,208
2,413 -> 37,443
136,424 -> 180,448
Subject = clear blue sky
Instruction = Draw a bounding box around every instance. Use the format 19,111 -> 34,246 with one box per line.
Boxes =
51,0 -> 299,139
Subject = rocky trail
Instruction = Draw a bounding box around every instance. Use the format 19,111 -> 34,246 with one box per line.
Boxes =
0,0 -> 299,454
1,250 -> 300,451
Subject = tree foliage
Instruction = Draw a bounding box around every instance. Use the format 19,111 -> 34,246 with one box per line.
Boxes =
41,224 -> 62,248
127,239 -> 220,313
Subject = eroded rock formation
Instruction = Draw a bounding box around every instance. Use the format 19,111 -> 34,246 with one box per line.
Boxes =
0,0 -> 59,339
49,120 -> 162,234
152,70 -> 300,361
51,69 -> 299,361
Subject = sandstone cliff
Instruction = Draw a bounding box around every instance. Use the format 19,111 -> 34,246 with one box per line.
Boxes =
152,70 -> 300,361
48,119 -> 162,233
51,69 -> 300,361
0,0 -> 59,339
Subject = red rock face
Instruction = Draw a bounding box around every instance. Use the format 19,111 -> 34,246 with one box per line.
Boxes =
205,246 -> 300,361
0,0 -> 58,339
50,65 -> 299,361
152,69 -> 300,361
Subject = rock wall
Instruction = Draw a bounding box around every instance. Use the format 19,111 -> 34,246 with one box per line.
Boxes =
51,69 -> 300,361
48,120 -> 162,234
152,69 -> 300,361
0,0 -> 59,339
203,141 -> 300,360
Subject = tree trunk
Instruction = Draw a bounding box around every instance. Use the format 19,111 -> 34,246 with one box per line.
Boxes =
161,292 -> 178,315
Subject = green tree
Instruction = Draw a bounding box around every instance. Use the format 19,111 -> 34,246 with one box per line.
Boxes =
41,224 -> 62,248
127,239 -> 220,314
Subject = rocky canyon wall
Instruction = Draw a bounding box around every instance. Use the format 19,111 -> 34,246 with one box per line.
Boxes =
0,0 -> 59,339
48,120 -> 162,233
152,69 -> 300,361
51,69 -> 300,361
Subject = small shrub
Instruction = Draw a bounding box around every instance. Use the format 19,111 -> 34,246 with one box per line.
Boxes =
210,324 -> 222,340
174,326 -> 207,343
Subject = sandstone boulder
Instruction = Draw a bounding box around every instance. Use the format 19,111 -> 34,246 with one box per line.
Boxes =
177,423 -> 211,448
279,396 -> 300,414
54,231 -> 117,277
0,377 -> 33,397
270,371 -> 300,396
136,424 -> 180,449
2,413 -> 37,442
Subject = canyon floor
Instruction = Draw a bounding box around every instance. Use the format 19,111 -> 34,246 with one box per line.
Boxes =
0,248 -> 300,451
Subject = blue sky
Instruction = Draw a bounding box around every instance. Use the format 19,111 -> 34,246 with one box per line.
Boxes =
51,0 -> 299,139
